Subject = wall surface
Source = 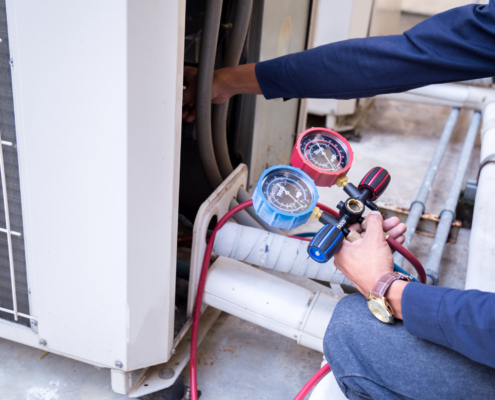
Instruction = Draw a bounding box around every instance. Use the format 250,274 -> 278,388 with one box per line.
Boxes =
402,0 -> 476,16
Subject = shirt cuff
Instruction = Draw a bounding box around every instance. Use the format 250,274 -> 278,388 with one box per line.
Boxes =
402,283 -> 452,347
255,56 -> 297,100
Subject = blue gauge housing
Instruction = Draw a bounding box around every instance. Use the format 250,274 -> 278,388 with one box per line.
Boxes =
252,165 -> 319,230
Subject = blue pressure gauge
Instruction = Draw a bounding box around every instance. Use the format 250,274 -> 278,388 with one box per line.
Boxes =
252,165 -> 319,230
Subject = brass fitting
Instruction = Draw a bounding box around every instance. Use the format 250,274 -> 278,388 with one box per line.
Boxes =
336,175 -> 348,187
309,206 -> 323,220
346,198 -> 364,213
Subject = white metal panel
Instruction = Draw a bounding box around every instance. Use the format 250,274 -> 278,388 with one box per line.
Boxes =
126,0 -> 185,371
248,0 -> 312,190
7,0 -> 184,370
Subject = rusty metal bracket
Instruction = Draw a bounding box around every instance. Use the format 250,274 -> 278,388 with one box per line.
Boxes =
377,203 -> 462,244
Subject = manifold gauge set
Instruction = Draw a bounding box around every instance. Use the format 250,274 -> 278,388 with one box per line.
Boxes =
253,127 -> 391,264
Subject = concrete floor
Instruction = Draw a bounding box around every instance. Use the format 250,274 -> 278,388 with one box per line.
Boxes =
0,98 -> 481,399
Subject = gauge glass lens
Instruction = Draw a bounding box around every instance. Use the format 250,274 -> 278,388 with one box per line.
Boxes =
261,169 -> 315,214
300,131 -> 349,171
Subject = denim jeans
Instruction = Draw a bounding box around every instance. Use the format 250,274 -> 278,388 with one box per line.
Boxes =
323,293 -> 495,400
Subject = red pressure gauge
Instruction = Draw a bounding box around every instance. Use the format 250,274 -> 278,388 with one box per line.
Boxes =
290,127 -> 354,187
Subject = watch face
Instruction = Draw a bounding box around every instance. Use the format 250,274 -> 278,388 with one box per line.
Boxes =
368,297 -> 394,324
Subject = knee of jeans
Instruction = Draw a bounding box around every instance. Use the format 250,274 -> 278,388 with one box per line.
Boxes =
323,293 -> 369,362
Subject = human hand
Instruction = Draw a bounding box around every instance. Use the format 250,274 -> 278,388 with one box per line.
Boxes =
182,66 -> 235,122
182,66 -> 198,123
334,212 -> 406,297
182,64 -> 261,122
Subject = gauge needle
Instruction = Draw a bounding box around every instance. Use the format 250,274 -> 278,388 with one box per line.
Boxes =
277,184 -> 304,209
316,142 -> 334,169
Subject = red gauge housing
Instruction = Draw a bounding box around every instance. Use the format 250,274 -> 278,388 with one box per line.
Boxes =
291,127 -> 354,187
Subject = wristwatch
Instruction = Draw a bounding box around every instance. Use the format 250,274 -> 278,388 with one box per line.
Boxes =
367,272 -> 411,324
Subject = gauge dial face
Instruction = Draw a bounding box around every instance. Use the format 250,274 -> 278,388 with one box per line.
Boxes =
261,168 -> 315,214
300,131 -> 349,172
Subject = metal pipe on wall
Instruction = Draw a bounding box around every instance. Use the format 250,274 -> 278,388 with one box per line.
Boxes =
424,112 -> 481,285
394,108 -> 460,267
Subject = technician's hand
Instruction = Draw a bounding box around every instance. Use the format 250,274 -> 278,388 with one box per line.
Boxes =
182,64 -> 262,122
334,212 -> 404,296
334,212 -> 408,318
183,66 -> 198,123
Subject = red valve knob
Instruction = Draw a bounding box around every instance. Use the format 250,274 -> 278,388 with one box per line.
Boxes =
358,167 -> 391,200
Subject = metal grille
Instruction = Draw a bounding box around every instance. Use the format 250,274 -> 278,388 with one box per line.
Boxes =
0,0 -> 30,326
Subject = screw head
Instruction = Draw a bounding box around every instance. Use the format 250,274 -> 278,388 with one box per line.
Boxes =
39,339 -> 47,346
115,361 -> 123,368
171,348 -> 176,355
158,368 -> 175,380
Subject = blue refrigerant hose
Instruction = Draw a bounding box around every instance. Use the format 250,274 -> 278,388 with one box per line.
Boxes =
394,263 -> 419,283
292,232 -> 317,237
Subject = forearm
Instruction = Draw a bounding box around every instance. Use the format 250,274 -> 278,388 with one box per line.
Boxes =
214,63 -> 261,101
402,284 -> 495,369
255,2 -> 495,100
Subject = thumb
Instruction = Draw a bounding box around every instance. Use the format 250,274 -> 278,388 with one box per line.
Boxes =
364,211 -> 386,243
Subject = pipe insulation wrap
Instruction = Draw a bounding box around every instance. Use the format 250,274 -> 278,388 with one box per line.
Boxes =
213,0 -> 253,178
203,257 -> 338,352
196,0 -> 224,189
213,222 -> 351,285
466,102 -> 495,292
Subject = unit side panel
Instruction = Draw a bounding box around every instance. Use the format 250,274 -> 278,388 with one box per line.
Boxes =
8,1 -> 128,366
126,0 -> 185,370
248,0 -> 312,190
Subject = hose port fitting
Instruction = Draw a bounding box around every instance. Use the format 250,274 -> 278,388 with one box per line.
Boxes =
346,198 -> 364,214
336,175 -> 349,188
309,206 -> 323,220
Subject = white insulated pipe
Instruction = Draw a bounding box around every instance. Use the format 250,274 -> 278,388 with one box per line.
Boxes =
213,222 -> 351,285
203,256 -> 339,352
465,101 -> 495,292
379,83 -> 495,111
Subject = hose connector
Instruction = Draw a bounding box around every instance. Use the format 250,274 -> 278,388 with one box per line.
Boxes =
336,175 -> 349,188
309,206 -> 323,220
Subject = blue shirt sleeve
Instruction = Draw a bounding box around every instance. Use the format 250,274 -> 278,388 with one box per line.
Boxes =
255,1 -> 495,100
402,283 -> 495,369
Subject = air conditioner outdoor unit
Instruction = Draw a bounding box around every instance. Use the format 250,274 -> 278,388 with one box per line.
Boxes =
0,0 -> 184,375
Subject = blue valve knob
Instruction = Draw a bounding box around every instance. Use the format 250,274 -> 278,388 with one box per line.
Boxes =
308,224 -> 344,263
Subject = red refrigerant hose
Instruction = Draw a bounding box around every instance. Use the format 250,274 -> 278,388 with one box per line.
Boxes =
294,363 -> 332,400
317,202 -> 339,218
189,201 -> 425,399
387,236 -> 427,284
190,200 -> 254,400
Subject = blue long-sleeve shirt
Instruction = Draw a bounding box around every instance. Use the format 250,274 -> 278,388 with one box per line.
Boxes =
255,2 -> 495,369
255,2 -> 495,100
